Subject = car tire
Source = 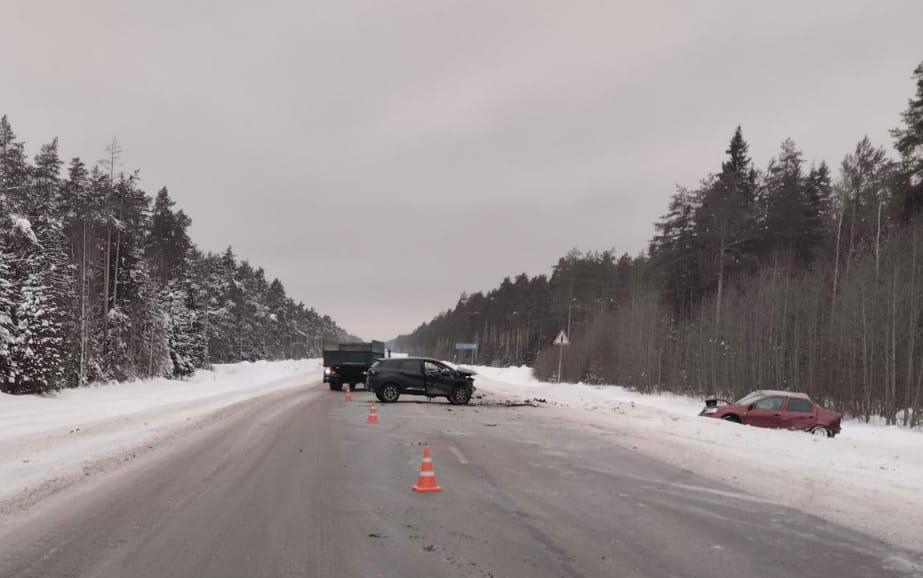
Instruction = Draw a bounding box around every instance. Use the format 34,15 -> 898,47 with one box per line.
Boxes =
810,426 -> 833,438
329,381 -> 342,392
721,414 -> 741,423
448,385 -> 472,405
379,383 -> 401,403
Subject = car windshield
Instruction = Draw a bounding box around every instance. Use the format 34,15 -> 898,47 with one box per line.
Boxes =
735,392 -> 766,406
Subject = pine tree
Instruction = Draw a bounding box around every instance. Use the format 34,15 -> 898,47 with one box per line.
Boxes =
891,61 -> 923,222
147,188 -> 192,286
803,162 -> 834,263
13,268 -> 69,393
695,126 -> 759,332
762,138 -> 818,266
650,186 -> 700,316
161,281 -> 196,378
838,137 -> 893,273
61,157 -> 94,384
264,278 -> 288,359
0,250 -> 15,386
1,116 -> 30,202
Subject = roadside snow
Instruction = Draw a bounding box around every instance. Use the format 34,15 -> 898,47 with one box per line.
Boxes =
0,359 -> 321,508
469,364 -> 923,554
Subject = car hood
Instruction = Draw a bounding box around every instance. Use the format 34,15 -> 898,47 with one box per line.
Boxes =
454,367 -> 476,377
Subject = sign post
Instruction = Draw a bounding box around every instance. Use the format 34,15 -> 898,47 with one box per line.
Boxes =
455,341 -> 478,365
553,330 -> 569,383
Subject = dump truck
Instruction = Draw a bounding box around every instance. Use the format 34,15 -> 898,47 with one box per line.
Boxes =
322,341 -> 387,391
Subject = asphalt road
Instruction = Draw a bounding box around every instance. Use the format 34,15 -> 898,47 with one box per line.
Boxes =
0,380 -> 919,578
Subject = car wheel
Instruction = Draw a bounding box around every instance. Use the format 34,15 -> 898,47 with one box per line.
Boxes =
379,383 -> 400,403
811,426 -> 832,438
329,381 -> 342,392
721,414 -> 741,423
449,385 -> 471,405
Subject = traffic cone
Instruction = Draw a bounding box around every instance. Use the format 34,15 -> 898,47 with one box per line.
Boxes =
345,385 -> 352,401
367,402 -> 379,424
412,446 -> 443,493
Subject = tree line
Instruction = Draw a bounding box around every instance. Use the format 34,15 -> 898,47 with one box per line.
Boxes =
393,60 -> 923,425
1,119 -> 349,394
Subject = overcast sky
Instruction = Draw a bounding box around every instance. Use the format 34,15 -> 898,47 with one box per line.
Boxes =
3,1 -> 923,339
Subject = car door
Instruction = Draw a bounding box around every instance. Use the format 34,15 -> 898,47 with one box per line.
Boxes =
423,360 -> 452,396
779,397 -> 816,431
400,359 -> 425,392
744,396 -> 784,428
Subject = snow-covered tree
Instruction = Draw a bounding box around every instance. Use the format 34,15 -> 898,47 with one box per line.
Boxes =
161,282 -> 196,378
0,114 -> 349,393
0,250 -> 16,386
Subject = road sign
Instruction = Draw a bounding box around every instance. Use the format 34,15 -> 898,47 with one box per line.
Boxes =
553,330 -> 570,346
455,342 -> 478,350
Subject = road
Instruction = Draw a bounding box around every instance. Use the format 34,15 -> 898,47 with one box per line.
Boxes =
0,379 -> 919,578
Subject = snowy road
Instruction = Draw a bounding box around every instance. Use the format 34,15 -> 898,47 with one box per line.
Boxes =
1,378 -> 920,577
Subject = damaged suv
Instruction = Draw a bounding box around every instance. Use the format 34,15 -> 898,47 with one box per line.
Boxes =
366,357 -> 476,404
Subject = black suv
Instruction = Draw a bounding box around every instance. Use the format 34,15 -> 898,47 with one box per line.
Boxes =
366,357 -> 476,404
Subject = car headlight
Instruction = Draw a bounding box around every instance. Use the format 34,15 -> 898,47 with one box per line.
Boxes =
324,368 -> 331,375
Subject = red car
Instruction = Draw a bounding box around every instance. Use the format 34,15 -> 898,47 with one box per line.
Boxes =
699,390 -> 842,437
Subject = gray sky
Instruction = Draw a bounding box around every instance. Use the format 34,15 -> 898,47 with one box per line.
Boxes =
3,1 -> 923,339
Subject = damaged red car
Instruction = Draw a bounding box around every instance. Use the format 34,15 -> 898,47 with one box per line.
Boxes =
699,390 -> 842,438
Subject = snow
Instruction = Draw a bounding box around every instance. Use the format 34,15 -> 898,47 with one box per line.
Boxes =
0,359 -> 321,507
9,215 -> 37,245
468,364 -> 923,554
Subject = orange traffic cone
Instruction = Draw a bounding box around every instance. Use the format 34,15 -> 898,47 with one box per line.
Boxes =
344,385 -> 352,401
367,402 -> 379,424
412,446 -> 443,493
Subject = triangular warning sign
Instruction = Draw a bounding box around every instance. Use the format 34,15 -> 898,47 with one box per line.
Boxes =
553,330 -> 570,345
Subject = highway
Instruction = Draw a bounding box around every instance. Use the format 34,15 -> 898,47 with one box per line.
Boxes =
0,380 -> 918,578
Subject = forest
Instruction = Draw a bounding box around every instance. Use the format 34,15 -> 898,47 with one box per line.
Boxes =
0,120 -> 349,394
392,60 -> 923,425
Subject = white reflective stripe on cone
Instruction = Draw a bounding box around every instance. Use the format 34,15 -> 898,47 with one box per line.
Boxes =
418,471 -> 435,477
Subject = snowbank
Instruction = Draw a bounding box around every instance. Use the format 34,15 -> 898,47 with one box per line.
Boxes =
0,359 -> 321,507
469,364 -> 923,554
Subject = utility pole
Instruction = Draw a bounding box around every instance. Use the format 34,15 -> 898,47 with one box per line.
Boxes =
554,330 -> 570,383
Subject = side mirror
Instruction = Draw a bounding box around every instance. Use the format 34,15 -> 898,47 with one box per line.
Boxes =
747,403 -> 756,411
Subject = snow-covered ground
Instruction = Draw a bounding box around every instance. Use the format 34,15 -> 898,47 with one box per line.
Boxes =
468,364 -> 923,554
0,359 -> 321,511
